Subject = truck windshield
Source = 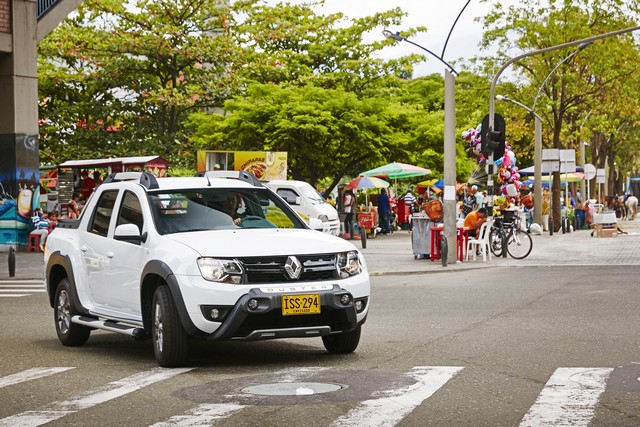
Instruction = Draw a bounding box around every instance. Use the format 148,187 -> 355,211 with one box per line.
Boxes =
148,188 -> 307,235
299,184 -> 326,205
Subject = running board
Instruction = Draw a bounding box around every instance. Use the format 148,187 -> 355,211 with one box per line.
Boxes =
72,315 -> 147,339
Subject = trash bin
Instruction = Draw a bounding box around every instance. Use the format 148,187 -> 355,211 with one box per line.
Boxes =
411,217 -> 433,259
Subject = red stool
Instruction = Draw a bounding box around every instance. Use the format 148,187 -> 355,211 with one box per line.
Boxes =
27,233 -> 42,252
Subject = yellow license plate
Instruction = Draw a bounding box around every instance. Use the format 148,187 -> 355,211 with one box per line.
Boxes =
281,294 -> 321,316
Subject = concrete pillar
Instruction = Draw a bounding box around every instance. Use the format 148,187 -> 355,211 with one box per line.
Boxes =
0,0 -> 39,250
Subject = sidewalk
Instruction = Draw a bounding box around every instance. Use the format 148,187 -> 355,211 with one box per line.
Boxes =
2,219 -> 640,280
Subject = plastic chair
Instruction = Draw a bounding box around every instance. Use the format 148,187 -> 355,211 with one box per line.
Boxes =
466,220 -> 493,262
27,233 -> 42,252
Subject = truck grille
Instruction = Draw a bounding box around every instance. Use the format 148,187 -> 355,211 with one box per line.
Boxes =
239,254 -> 338,284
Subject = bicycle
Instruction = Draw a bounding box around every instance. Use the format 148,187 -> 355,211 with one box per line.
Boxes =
488,211 -> 533,259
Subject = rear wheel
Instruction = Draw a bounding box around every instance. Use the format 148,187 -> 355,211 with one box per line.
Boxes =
322,325 -> 361,354
152,286 -> 189,367
54,278 -> 90,346
507,229 -> 533,259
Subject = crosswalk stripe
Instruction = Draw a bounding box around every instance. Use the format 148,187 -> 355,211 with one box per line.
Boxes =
0,294 -> 30,298
519,367 -> 613,427
330,366 -> 464,427
0,284 -> 43,288
150,403 -> 247,427
0,367 -> 193,427
0,368 -> 74,389
0,280 -> 42,284
0,289 -> 46,292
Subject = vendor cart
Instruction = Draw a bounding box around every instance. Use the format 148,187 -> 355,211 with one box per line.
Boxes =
357,210 -> 379,238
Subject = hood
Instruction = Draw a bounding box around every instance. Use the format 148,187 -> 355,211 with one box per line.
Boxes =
312,203 -> 339,221
164,228 -> 357,257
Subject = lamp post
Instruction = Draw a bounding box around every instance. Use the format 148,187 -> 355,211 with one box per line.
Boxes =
495,95 -> 543,225
488,26 -> 640,229
383,24 -> 464,265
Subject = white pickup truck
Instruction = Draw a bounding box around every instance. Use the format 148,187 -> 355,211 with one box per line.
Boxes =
44,171 -> 370,367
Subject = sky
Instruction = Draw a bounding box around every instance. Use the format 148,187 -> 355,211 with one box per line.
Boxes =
314,0 -> 499,76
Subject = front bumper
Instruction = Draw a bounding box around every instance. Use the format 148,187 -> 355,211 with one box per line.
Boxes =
185,284 -> 368,340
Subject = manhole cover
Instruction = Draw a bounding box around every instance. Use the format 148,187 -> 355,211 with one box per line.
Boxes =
242,382 -> 346,396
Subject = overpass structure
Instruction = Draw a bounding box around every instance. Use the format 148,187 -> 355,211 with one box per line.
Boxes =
0,0 -> 79,250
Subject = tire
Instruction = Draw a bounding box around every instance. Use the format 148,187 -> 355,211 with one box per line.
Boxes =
54,278 -> 91,346
507,229 -> 533,259
488,229 -> 504,257
322,325 -> 361,354
152,286 -> 189,367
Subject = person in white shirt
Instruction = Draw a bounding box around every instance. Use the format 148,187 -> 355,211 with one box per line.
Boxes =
343,190 -> 355,238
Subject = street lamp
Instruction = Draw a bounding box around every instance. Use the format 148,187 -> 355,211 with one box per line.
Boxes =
382,8 -> 470,265
493,42 -> 590,229
487,26 -> 640,231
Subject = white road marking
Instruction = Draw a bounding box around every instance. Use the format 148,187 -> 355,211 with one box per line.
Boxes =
0,282 -> 46,297
0,367 -> 193,427
519,367 -> 613,427
0,280 -> 43,284
330,366 -> 464,427
0,289 -> 46,292
0,368 -> 74,389
0,294 -> 30,298
150,403 -> 246,427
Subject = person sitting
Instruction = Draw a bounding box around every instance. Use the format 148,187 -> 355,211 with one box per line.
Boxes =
463,207 -> 488,238
65,192 -> 81,219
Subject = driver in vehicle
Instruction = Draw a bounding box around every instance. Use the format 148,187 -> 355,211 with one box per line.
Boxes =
222,192 -> 242,225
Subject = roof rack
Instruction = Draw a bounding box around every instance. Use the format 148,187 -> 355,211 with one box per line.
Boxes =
196,170 -> 263,187
102,171 -> 159,189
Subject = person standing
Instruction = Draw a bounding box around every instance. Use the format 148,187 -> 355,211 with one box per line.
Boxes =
81,170 -> 96,200
343,190 -> 355,238
461,184 -> 477,218
377,188 -> 391,235
403,190 -> 416,211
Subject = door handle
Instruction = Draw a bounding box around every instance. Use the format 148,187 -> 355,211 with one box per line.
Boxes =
80,245 -> 88,252
106,252 -> 114,258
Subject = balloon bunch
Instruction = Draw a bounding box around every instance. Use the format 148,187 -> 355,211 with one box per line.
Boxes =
461,125 -> 523,197
461,125 -> 485,162
494,144 -> 523,196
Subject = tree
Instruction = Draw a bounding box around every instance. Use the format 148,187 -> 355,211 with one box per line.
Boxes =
480,0 -> 640,229
38,0 -> 241,165
188,83 -> 424,192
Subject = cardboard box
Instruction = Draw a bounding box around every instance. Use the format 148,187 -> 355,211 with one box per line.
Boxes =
598,228 -> 617,238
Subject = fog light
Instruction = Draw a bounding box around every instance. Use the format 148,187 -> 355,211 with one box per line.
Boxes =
354,300 -> 364,312
340,294 -> 351,305
247,298 -> 259,310
210,308 -> 221,319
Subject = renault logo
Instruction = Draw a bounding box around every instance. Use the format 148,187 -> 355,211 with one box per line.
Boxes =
284,256 -> 302,280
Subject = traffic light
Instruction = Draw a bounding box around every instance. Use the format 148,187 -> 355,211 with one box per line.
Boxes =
480,113 -> 506,159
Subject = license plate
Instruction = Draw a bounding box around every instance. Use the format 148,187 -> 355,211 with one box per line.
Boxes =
281,294 -> 321,316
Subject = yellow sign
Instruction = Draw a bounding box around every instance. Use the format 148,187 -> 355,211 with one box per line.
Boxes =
197,150 -> 287,180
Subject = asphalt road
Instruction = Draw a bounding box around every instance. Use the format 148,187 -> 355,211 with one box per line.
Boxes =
1,265 -> 639,426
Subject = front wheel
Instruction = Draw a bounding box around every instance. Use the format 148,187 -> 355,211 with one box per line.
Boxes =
152,286 -> 189,367
507,229 -> 533,259
322,325 -> 361,354
54,278 -> 91,346
488,229 -> 504,257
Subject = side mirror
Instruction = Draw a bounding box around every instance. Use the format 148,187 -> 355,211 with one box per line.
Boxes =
308,217 -> 324,232
114,223 -> 147,244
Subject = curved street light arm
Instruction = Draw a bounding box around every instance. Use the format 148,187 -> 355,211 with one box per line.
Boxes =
532,42 -> 591,112
441,0 -> 472,59
489,25 -> 640,129
496,95 -> 543,121
382,30 -> 459,76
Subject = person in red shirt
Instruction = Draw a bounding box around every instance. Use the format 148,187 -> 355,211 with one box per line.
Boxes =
81,170 -> 96,200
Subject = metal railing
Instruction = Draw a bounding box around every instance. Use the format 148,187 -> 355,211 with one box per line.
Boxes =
37,0 -> 58,19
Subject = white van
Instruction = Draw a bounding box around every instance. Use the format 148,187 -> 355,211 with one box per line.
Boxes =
264,180 -> 341,236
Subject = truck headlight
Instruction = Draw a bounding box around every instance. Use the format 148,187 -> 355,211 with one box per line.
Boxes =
197,258 -> 244,284
336,251 -> 363,278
